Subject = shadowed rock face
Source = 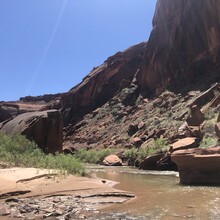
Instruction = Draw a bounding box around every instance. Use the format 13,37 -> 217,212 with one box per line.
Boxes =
0,110 -> 63,154
137,0 -> 220,97
59,42 -> 145,125
171,147 -> 220,185
0,103 -> 19,122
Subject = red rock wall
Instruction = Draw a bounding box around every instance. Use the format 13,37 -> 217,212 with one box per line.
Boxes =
60,43 -> 145,124
137,0 -> 220,96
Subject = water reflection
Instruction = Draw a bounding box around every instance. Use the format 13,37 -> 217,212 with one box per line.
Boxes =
87,165 -> 220,219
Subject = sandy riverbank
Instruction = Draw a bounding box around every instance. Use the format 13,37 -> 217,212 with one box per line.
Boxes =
0,167 -> 135,219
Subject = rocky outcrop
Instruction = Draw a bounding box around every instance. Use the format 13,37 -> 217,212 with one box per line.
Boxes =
171,147 -> 220,185
0,100 -> 50,123
20,93 -> 63,103
58,42 -> 145,125
0,103 -> 19,122
137,0 -> 220,97
170,137 -> 199,153
0,110 -> 63,154
139,153 -> 165,170
186,105 -> 204,127
102,155 -> 122,166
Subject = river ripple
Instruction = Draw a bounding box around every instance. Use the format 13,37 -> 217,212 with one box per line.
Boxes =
86,165 -> 220,220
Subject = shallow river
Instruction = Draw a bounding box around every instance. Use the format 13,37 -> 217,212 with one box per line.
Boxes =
87,165 -> 220,220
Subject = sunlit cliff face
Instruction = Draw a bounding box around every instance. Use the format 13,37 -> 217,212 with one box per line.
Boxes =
137,0 -> 220,96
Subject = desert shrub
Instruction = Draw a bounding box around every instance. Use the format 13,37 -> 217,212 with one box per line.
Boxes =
123,138 -> 169,165
204,108 -> 216,120
199,136 -> 218,148
74,148 -> 113,164
123,148 -> 138,162
0,133 -> 85,175
149,138 -> 169,152
137,138 -> 168,161
119,88 -> 130,102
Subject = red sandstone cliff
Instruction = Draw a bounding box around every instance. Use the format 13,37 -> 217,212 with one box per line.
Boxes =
138,0 -> 220,96
58,0 -> 220,124
59,42 -> 145,124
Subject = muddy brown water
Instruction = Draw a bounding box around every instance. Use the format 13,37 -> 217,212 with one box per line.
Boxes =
87,165 -> 220,220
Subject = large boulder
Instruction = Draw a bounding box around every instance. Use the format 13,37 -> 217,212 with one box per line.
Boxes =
139,153 -> 164,170
170,137 -> 199,153
102,155 -> 122,166
171,147 -> 220,185
0,110 -> 63,154
186,105 -> 205,126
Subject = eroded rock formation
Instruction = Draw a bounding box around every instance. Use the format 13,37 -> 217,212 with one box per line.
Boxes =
171,147 -> 220,185
0,110 -> 63,153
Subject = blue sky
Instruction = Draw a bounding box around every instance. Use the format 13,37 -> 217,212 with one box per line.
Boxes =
0,0 -> 157,101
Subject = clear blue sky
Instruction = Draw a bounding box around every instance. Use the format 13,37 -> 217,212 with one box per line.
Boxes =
0,0 -> 157,101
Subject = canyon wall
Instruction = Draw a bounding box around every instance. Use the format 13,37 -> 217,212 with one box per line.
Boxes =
137,0 -> 220,96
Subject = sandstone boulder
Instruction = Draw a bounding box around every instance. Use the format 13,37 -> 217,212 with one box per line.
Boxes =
171,147 -> 220,185
186,105 -> 204,126
131,137 -> 143,148
178,122 -> 203,139
188,126 -> 204,140
102,155 -> 122,166
215,122 -> 220,138
0,110 -> 63,154
127,124 -> 139,136
139,154 -> 164,170
170,137 -> 199,153
157,152 -> 177,171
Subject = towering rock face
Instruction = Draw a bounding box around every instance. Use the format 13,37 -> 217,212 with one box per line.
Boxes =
59,42 -> 145,125
137,0 -> 220,96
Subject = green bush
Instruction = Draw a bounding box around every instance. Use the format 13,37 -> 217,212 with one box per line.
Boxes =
123,138 -> 169,165
123,148 -> 138,161
204,108 -> 216,120
0,133 -> 85,176
199,136 -> 218,148
74,148 -> 112,164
